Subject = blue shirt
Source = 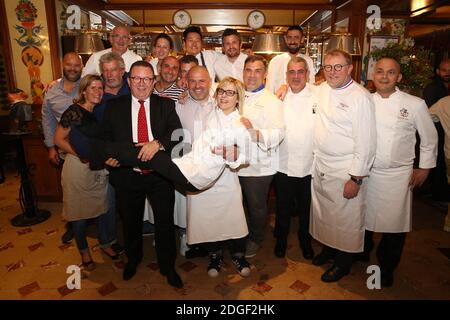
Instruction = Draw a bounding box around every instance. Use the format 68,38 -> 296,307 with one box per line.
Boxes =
93,74 -> 130,122
41,78 -> 80,147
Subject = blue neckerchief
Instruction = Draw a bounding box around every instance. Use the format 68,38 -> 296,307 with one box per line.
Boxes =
252,84 -> 265,93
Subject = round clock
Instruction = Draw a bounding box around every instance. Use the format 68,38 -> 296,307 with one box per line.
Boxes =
247,10 -> 265,29
173,10 -> 191,29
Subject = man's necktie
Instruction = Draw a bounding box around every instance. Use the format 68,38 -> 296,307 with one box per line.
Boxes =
137,100 -> 151,174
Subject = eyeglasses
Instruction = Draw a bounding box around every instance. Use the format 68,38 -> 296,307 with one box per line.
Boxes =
111,35 -> 131,40
322,64 -> 350,72
217,88 -> 237,97
130,76 -> 155,84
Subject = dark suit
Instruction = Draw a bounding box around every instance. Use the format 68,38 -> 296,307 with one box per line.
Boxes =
101,93 -> 182,273
423,77 -> 450,201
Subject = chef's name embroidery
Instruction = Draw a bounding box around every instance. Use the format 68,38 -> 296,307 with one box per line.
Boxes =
398,108 -> 409,120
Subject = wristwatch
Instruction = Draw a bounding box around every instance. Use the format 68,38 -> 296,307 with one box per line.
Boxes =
157,140 -> 165,151
350,176 -> 363,186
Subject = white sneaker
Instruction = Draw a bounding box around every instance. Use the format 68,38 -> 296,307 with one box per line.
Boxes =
179,233 -> 189,256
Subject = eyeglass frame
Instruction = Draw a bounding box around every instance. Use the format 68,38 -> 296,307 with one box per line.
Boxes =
111,34 -> 131,41
216,88 -> 238,97
129,76 -> 155,84
322,64 -> 351,72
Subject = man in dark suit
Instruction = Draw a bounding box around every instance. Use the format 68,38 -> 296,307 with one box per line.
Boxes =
423,58 -> 450,202
101,60 -> 183,288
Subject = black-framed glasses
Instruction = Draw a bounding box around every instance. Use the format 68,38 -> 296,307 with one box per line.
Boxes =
216,88 -> 237,97
130,76 -> 155,84
322,64 -> 350,72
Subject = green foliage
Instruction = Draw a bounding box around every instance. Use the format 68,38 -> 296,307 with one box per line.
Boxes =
369,38 -> 434,94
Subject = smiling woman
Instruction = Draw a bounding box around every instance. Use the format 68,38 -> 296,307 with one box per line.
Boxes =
53,74 -> 120,270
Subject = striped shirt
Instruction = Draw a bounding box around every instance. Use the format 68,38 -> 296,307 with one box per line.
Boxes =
153,82 -> 185,101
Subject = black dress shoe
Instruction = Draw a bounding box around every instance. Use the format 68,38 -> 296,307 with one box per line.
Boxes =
123,263 -> 138,280
381,272 -> 394,288
61,227 -> 74,244
312,251 -> 334,266
302,245 -> 315,260
274,241 -> 286,258
321,265 -> 350,283
185,246 -> 208,259
166,269 -> 183,288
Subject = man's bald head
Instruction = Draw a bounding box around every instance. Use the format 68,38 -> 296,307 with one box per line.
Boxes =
109,26 -> 132,55
375,57 -> 401,72
63,52 -> 83,82
187,66 -> 211,102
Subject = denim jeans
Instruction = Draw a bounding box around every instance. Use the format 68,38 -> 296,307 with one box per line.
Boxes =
72,214 -> 109,253
103,182 -> 118,245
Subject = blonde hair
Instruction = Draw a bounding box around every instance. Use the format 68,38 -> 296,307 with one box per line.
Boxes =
73,74 -> 104,105
214,77 -> 245,114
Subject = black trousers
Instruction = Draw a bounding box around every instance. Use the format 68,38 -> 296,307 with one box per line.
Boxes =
112,171 -> 176,274
364,230 -> 406,275
92,139 -> 197,192
320,245 -> 353,270
273,172 -> 312,248
430,122 -> 450,201
205,237 -> 247,257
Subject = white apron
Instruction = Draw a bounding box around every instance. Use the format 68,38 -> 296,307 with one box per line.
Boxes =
183,108 -> 249,244
310,158 -> 367,253
187,168 -> 248,244
365,166 -> 413,233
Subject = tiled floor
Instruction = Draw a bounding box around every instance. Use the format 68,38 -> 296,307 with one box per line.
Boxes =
0,171 -> 449,300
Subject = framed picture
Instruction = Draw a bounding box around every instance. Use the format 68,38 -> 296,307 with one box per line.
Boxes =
366,35 -> 399,80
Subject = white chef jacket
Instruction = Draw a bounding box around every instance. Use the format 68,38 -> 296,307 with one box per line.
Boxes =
214,52 -> 248,82
175,96 -> 215,145
365,88 -> 437,233
170,95 -> 214,228
310,80 -> 376,252
266,52 -> 316,93
82,48 -> 142,77
237,89 -> 285,177
195,50 -> 220,83
174,108 -> 249,190
276,84 -> 318,177
186,108 -> 249,245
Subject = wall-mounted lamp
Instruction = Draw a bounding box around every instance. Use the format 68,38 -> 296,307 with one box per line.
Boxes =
74,32 -> 104,55
252,32 -> 287,54
325,33 -> 361,56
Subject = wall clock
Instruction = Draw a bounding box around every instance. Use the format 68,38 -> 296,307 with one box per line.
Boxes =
247,10 -> 265,29
173,10 -> 191,29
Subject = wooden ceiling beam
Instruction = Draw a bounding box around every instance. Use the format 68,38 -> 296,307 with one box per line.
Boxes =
104,3 -> 335,10
66,0 -> 106,11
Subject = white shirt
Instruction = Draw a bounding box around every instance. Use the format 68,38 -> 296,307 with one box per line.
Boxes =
277,84 -> 318,177
131,96 -> 154,173
214,52 -> 248,82
150,59 -> 159,75
372,88 -> 437,169
314,80 -> 376,177
175,95 -> 215,144
266,52 -> 315,93
238,89 -> 285,177
195,50 -> 220,82
82,48 -> 142,77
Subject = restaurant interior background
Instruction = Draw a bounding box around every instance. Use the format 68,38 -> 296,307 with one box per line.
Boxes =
0,0 -> 449,300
